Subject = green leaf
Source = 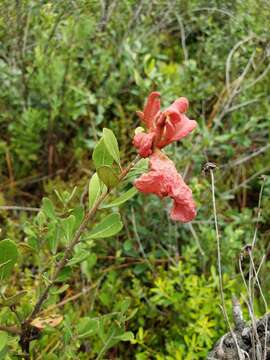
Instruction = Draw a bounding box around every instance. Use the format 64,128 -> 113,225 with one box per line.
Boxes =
125,158 -> 149,182
119,299 -> 130,313
1,291 -> 27,307
114,331 -> 134,341
0,331 -> 8,352
86,253 -> 97,269
56,267 -> 72,282
126,308 -> 138,321
47,222 -> 59,254
81,253 -> 97,279
42,198 -> 56,220
97,166 -> 119,189
89,173 -> 101,210
61,215 -> 76,242
72,206 -> 85,229
67,250 -> 89,267
67,243 -> 90,267
103,187 -> 138,208
92,138 -> 113,168
103,128 -> 120,165
51,284 -> 69,295
134,263 -> 148,275
89,213 -> 123,239
77,318 -> 99,338
0,240 -> 18,281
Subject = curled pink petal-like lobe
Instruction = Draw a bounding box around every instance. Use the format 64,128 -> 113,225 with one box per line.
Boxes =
170,182 -> 196,222
157,113 -> 197,148
171,97 -> 189,113
170,199 -> 196,222
170,114 -> 197,142
133,132 -> 155,158
134,152 -> 196,223
135,171 -> 167,197
143,92 -> 161,129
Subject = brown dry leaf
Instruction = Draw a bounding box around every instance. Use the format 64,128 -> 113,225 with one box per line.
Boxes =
31,314 -> 63,329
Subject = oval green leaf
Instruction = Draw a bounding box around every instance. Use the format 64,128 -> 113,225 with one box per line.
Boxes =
1,290 -> 27,307
103,187 -> 138,208
92,138 -> 113,169
0,331 -> 8,352
61,215 -> 76,242
0,239 -> 18,281
67,250 -> 89,267
89,173 -> 101,210
89,213 -> 123,239
42,197 -> 56,220
77,317 -> 99,338
97,166 -> 119,189
103,128 -> 120,165
115,331 -> 134,341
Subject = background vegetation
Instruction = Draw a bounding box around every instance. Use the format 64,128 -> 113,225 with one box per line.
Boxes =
0,0 -> 270,359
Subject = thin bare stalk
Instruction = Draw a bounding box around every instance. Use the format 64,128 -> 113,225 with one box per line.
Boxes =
222,144 -> 270,169
249,253 -> 268,360
0,206 -> 40,212
210,169 -> 226,315
248,177 -> 267,359
0,325 -> 21,335
210,169 -> 243,360
239,260 -> 259,359
251,177 -> 265,249
188,223 -> 205,257
247,178 -> 266,352
225,36 -> 255,92
168,0 -> 188,61
131,207 -> 154,272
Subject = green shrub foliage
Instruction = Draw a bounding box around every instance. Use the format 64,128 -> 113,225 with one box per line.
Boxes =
0,0 -> 270,359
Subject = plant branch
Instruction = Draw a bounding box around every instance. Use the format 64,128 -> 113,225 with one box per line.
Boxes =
0,206 -> 40,212
17,155 -> 139,358
27,191 -> 108,322
0,325 -> 21,336
26,155 -> 140,323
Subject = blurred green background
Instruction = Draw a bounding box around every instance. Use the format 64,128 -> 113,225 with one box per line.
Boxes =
0,0 -> 270,359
